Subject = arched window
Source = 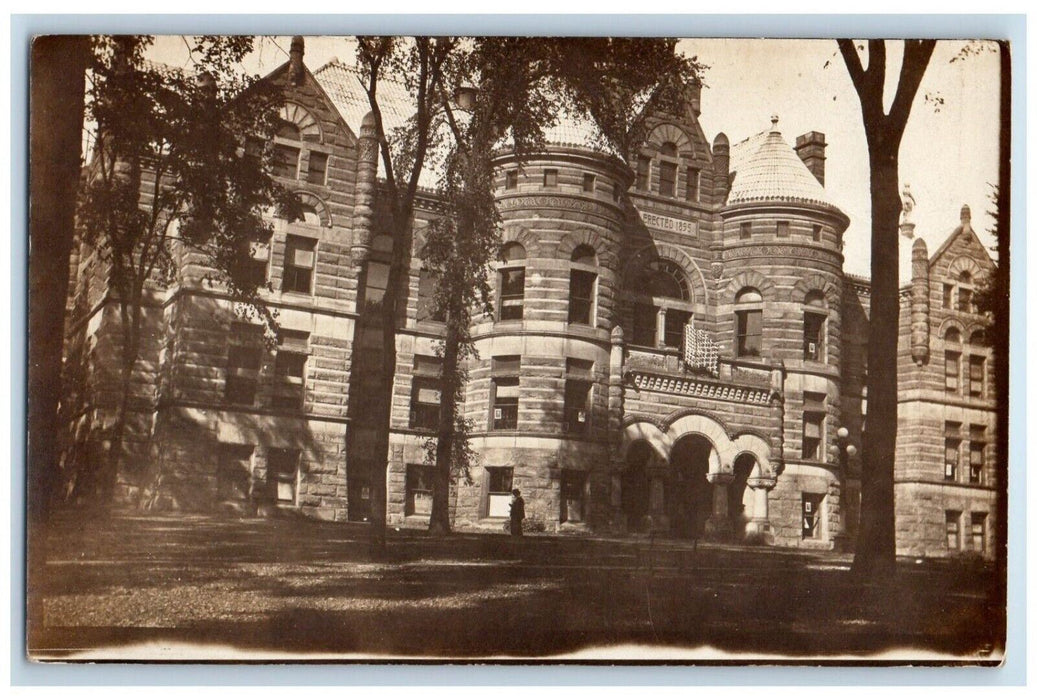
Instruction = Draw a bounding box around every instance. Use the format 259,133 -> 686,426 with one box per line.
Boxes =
944,327 -> 962,394
568,244 -> 598,326
803,290 -> 827,362
274,103 -> 329,185
498,242 -> 527,321
630,259 -> 694,348
735,287 -> 763,358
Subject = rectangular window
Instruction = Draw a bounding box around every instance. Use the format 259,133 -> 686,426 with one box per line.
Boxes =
561,471 -> 586,523
776,220 -> 790,238
664,308 -> 691,349
945,422 -> 962,481
409,376 -> 441,431
543,169 -> 558,188
405,464 -> 434,516
739,221 -> 752,239
490,359 -> 520,430
583,173 -> 596,193
969,355 -> 985,397
612,182 -> 622,202
306,151 -> 328,186
283,235 -> 316,294
498,267 -> 525,320
273,143 -> 300,179
812,224 -> 823,242
217,444 -> 253,501
943,284 -> 954,309
685,167 -> 700,202
267,448 -> 300,504
635,156 -> 651,191
632,303 -> 657,346
564,379 -> 592,435
417,269 -> 445,322
568,269 -> 596,325
363,260 -> 389,311
970,513 -> 986,553
505,170 -> 518,190
486,467 -> 514,518
802,493 -> 823,539
958,287 -> 973,313
969,424 -> 986,484
946,511 -> 961,550
802,395 -> 825,461
247,233 -> 271,287
271,330 -> 307,410
804,312 -> 826,361
226,323 -> 264,406
736,309 -> 763,357
945,350 -> 961,393
659,161 -> 677,197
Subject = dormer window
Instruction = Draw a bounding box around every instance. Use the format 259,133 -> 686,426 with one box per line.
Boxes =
274,102 -> 329,186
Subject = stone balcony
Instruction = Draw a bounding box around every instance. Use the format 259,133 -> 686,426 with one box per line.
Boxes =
625,346 -> 779,406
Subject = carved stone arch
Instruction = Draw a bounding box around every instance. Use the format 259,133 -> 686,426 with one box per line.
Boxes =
946,254 -> 985,280
295,191 -> 332,227
281,101 -> 324,144
792,273 -> 839,307
622,243 -> 708,307
501,226 -> 539,257
725,270 -> 777,303
619,420 -> 670,463
557,230 -> 606,263
965,320 -> 991,343
730,431 -> 775,479
665,411 -> 738,471
937,317 -> 967,339
648,122 -> 693,156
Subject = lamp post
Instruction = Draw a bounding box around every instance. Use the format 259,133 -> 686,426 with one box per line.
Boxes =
829,426 -> 858,551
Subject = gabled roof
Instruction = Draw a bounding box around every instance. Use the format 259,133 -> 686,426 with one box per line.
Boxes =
726,119 -> 843,214
927,205 -> 996,270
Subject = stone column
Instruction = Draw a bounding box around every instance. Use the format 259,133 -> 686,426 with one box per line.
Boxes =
746,476 -> 776,543
655,307 -> 667,348
705,471 -> 733,536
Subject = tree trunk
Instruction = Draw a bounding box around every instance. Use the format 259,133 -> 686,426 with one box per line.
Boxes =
852,144 -> 900,578
429,305 -> 461,534
27,36 -> 89,524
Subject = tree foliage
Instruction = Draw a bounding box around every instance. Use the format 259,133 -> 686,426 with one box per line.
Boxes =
72,35 -> 300,500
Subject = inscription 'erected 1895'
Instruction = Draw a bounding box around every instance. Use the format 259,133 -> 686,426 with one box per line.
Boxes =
639,211 -> 698,235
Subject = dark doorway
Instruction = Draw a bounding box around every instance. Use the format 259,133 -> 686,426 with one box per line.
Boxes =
622,441 -> 652,531
668,435 -> 713,538
729,453 -> 756,538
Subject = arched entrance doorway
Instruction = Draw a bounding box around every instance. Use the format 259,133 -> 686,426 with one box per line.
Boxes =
729,453 -> 756,538
668,435 -> 714,539
622,440 -> 652,531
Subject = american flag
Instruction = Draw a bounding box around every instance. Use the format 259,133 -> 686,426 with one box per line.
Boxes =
683,322 -> 719,376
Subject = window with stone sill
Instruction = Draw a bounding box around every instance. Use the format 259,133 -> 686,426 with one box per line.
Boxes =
417,268 -> 446,322
803,291 -> 827,362
283,235 -> 316,294
739,221 -> 752,239
969,355 -> 985,398
226,323 -> 264,406
945,421 -> 962,481
802,493 -> 823,539
409,376 -> 441,431
306,151 -> 329,186
969,424 -> 986,484
505,170 -> 518,190
490,377 -> 519,430
801,392 -> 826,461
970,513 -> 987,553
776,220 -> 790,238
485,466 -> 514,518
266,447 -> 300,505
273,102 -> 325,184
271,329 -> 308,411
405,464 -> 434,516
245,232 -> 271,287
583,173 -> 596,193
568,245 -> 598,326
946,510 -> 962,550
629,259 -> 693,348
685,167 -> 700,202
497,242 -> 527,322
561,470 -> 587,524
735,287 -> 764,358
543,169 -> 558,188
563,378 -> 592,435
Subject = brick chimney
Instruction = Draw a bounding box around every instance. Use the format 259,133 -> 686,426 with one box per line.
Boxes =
289,35 -> 305,84
794,131 -> 827,186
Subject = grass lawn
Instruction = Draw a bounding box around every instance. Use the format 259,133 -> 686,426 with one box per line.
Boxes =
26,511 -> 1004,662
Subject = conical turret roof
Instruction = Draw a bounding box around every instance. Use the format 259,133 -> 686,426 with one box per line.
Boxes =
727,118 -> 843,213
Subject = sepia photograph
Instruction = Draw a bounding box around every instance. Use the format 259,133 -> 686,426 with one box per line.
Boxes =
24,30 -> 1011,664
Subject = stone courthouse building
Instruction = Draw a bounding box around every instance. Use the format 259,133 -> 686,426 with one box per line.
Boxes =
60,39 -> 999,558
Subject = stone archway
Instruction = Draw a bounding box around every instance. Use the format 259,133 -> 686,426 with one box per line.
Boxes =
668,434 -> 716,539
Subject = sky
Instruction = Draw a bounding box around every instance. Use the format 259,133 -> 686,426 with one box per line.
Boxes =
149,36 -> 1003,279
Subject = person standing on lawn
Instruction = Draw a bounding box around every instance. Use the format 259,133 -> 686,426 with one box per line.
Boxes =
510,489 -> 525,536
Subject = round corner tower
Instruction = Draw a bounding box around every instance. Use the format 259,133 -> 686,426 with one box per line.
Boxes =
716,117 -> 851,548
